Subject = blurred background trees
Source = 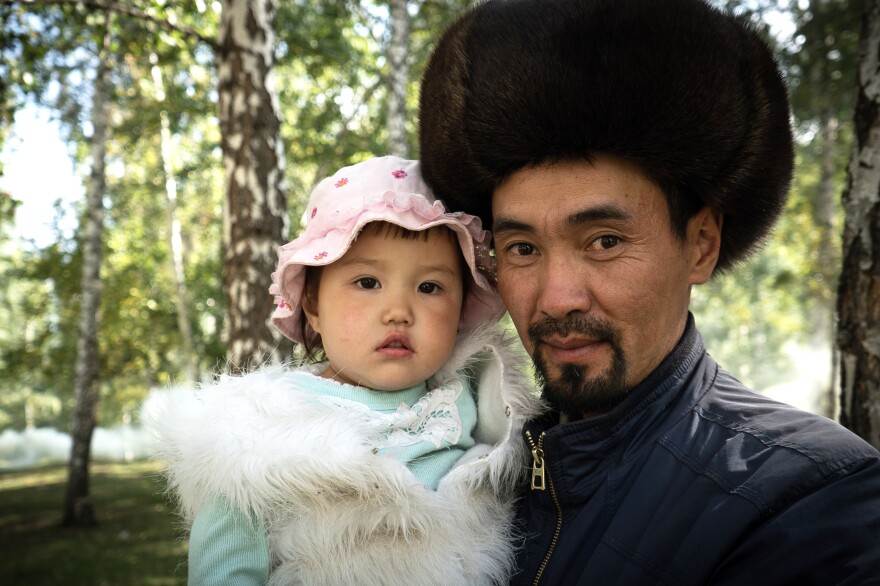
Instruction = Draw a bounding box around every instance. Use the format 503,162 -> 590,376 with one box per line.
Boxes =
0,0 -> 875,456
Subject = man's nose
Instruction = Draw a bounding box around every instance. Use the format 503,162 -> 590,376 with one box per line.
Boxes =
537,256 -> 593,320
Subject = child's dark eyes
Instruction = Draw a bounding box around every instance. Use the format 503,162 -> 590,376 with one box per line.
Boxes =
353,278 -> 444,293
418,282 -> 441,294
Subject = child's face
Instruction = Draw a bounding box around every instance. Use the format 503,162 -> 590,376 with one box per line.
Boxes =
303,226 -> 464,391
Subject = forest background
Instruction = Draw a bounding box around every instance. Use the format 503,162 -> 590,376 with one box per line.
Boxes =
0,0 -> 873,520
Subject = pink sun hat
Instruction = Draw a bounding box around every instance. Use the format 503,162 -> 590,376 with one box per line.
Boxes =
269,156 -> 506,344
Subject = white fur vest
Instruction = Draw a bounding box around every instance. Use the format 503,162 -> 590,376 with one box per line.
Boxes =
144,326 -> 545,586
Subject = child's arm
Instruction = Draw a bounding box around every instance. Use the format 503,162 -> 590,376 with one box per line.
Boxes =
188,498 -> 270,585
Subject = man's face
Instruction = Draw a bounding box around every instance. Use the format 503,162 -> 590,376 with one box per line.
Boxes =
492,156 -> 719,417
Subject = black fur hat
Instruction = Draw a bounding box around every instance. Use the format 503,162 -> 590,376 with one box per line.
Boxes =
419,0 -> 793,271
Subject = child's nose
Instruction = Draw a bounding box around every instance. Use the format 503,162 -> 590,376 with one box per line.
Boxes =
382,291 -> 414,325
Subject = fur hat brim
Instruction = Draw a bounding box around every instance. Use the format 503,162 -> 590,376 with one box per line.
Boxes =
419,0 -> 793,271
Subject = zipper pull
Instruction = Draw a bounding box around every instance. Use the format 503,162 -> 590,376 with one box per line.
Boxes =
525,430 -> 547,491
531,445 -> 546,490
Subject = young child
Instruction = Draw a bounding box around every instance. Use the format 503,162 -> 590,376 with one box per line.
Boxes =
145,156 -> 544,585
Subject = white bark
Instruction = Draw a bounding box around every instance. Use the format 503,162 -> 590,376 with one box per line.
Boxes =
152,61 -> 199,383
838,0 -> 880,449
387,0 -> 410,157
63,20 -> 111,527
815,115 -> 839,417
218,0 -> 290,371
846,2 -> 880,265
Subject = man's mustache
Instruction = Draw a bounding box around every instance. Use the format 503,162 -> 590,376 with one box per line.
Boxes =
528,315 -> 621,345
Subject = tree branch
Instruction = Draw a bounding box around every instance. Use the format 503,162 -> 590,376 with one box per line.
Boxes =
1,0 -> 218,49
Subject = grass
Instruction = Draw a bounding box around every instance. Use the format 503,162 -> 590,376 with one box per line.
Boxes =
0,460 -> 187,585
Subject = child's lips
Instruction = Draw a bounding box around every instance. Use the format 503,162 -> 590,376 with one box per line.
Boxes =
377,333 -> 413,356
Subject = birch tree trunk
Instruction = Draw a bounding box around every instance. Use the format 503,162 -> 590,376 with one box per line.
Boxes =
387,0 -> 409,157
62,21 -> 111,528
838,0 -> 880,449
152,60 -> 199,383
816,115 -> 839,303
816,113 -> 839,418
218,0 -> 290,371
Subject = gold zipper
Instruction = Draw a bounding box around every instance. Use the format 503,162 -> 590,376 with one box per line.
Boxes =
524,430 -> 563,586
525,429 -> 546,490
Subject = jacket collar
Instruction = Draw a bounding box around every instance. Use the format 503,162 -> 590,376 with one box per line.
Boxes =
524,314 -> 709,504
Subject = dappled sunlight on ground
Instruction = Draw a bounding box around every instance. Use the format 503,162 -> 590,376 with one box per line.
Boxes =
0,461 -> 186,585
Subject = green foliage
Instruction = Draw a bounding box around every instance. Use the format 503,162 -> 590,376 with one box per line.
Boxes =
275,0 -> 476,226
688,0 -> 854,402
0,238 -> 80,429
0,0 -> 224,429
275,0 -> 387,222
785,0 -> 859,129
692,136 -> 845,394
692,203 -> 818,391
0,190 -> 19,236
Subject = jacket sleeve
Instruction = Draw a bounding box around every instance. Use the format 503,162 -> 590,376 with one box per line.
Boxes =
188,498 -> 270,586
710,457 -> 880,585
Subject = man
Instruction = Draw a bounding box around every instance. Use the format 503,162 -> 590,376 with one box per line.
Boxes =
418,0 -> 880,584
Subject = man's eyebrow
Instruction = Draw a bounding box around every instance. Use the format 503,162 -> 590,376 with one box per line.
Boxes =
493,218 -> 534,234
493,204 -> 632,234
567,204 -> 632,227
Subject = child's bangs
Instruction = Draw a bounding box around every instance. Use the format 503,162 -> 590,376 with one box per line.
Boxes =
358,221 -> 458,243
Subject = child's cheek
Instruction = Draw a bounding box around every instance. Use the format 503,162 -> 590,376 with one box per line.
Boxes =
337,308 -> 368,338
428,298 -> 462,327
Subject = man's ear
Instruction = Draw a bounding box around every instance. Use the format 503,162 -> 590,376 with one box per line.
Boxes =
301,295 -> 321,334
687,207 -> 722,285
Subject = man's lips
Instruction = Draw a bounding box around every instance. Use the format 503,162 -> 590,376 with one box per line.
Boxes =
540,336 -> 606,362
544,335 -> 601,349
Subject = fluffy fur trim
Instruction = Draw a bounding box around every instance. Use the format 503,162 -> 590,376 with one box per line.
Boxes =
419,0 -> 793,271
143,326 -> 544,585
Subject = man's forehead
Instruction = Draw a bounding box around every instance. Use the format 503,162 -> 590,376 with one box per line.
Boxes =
491,168 -> 664,234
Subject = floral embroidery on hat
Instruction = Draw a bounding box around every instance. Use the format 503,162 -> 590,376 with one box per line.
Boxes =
392,170 -> 407,179
314,251 -> 328,261
278,299 -> 291,309
311,207 -> 317,218
334,178 -> 349,188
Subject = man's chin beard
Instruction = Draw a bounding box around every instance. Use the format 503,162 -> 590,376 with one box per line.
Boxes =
533,347 -> 629,417
528,314 -> 629,417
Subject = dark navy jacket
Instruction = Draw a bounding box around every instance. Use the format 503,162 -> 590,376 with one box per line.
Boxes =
512,317 -> 880,585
